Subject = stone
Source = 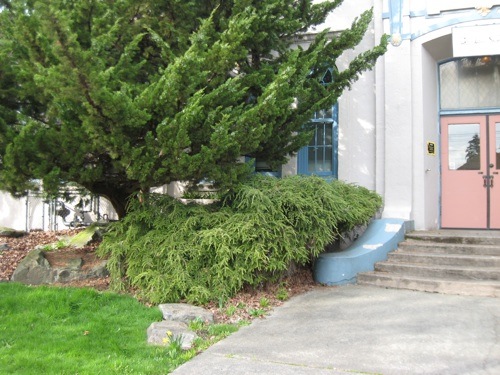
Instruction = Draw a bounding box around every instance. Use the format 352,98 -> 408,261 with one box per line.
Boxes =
147,321 -> 198,350
86,260 -> 109,279
0,243 -> 9,251
11,249 -> 55,284
53,260 -> 108,283
0,227 -> 26,238
159,303 -> 214,324
67,258 -> 83,270
11,249 -> 108,284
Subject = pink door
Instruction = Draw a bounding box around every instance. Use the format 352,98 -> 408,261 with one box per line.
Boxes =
441,115 -> 500,229
489,115 -> 500,229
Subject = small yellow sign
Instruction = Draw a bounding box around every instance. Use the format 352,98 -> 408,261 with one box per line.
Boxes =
427,141 -> 436,156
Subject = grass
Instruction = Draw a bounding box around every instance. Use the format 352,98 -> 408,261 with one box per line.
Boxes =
0,283 -> 242,374
0,283 -> 167,374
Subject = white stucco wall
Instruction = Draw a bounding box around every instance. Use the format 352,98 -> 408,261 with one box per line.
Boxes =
380,1 -> 500,229
0,194 -> 28,231
284,0 -> 381,183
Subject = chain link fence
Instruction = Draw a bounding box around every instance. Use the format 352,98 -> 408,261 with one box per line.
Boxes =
6,191 -> 118,232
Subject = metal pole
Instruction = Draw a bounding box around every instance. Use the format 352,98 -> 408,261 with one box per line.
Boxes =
42,199 -> 45,231
25,195 -> 29,233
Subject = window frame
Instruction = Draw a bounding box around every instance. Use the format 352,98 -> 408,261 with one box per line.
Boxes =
297,103 -> 339,179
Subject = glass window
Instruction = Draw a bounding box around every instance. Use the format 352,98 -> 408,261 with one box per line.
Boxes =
254,159 -> 281,177
440,56 -> 500,110
299,66 -> 338,178
298,104 -> 338,178
448,124 -> 480,170
305,122 -> 333,173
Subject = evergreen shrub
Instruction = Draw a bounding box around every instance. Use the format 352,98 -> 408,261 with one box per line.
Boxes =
98,175 -> 382,304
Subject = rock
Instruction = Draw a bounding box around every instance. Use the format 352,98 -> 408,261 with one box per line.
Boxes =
0,227 -> 26,238
147,321 -> 198,350
11,249 -> 55,284
67,258 -> 83,270
147,303 -> 214,350
11,249 -> 108,284
53,259 -> 108,283
159,303 -> 214,324
87,260 -> 109,279
0,243 -> 9,251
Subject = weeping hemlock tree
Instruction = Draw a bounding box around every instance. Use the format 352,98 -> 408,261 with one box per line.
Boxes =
0,0 -> 387,218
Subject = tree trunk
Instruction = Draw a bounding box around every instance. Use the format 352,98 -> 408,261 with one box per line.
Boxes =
86,181 -> 140,219
101,191 -> 129,220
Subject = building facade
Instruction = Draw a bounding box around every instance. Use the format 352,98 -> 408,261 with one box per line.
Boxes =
283,0 -> 500,230
2,0 -> 500,231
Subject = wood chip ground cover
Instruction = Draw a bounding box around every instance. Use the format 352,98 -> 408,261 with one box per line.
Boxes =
0,230 -> 318,322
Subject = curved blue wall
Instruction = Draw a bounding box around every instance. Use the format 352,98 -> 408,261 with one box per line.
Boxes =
314,218 -> 407,285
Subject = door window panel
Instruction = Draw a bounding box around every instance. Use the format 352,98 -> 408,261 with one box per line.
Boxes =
448,124 -> 480,170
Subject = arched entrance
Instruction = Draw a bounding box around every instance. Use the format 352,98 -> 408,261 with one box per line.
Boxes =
439,56 -> 500,228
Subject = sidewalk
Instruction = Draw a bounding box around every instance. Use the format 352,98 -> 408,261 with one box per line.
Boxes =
172,285 -> 500,375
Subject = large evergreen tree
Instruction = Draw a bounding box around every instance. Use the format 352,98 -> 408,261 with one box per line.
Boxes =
0,0 -> 387,218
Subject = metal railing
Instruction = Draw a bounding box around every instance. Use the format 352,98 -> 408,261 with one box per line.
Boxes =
24,190 -> 116,232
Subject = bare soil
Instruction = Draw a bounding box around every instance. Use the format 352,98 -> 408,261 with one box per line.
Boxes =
0,230 -> 318,322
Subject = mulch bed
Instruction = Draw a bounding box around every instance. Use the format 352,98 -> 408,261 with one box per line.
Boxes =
0,229 -> 80,281
0,229 -> 319,322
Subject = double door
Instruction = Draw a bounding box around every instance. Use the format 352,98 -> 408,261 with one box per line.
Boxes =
441,115 -> 500,229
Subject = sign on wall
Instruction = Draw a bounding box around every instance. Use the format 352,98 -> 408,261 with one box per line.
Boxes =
453,24 -> 500,57
427,141 -> 436,156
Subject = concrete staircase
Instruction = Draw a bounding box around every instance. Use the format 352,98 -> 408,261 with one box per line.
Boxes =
357,230 -> 500,297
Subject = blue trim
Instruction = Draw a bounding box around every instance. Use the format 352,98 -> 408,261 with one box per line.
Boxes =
409,10 -> 427,17
385,5 -> 500,20
384,5 -> 500,42
313,219 -> 407,285
411,7 -> 500,40
440,109 -> 500,116
389,0 -> 403,36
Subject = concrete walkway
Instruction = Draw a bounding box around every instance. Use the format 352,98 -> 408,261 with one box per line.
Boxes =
172,285 -> 500,375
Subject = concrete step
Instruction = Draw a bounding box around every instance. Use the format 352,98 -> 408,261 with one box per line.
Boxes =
388,251 -> 500,267
374,261 -> 500,281
398,240 -> 500,256
356,230 -> 500,297
357,272 -> 500,298
406,230 -> 500,246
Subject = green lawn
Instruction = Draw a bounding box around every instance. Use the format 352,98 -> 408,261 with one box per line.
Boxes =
0,283 -> 178,374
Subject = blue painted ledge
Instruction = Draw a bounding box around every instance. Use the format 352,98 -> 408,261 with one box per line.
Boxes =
314,218 -> 407,286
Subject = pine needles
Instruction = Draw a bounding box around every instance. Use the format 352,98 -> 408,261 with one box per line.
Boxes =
98,175 -> 382,304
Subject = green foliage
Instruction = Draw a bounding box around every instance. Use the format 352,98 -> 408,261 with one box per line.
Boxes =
40,239 -> 68,251
249,308 -> 267,318
259,297 -> 270,308
225,305 -> 238,317
276,286 -> 290,301
0,0 -> 387,217
99,175 -> 382,304
189,321 -> 241,355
